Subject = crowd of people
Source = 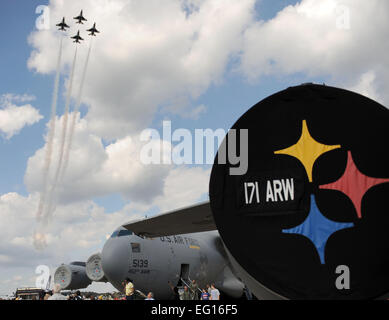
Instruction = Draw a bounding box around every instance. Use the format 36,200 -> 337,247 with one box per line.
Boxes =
123,278 -> 220,301
9,284 -> 124,300
10,279 -> 221,301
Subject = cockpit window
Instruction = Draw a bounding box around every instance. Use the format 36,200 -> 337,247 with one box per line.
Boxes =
111,229 -> 133,238
118,230 -> 133,237
110,230 -> 119,238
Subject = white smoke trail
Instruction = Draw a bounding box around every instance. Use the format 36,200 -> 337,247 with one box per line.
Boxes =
43,46 -> 78,223
34,37 -> 64,250
61,38 -> 94,180
35,37 -> 63,224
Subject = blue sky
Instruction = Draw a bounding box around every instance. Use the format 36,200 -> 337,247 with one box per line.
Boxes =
0,1 -> 50,195
0,0 -> 308,211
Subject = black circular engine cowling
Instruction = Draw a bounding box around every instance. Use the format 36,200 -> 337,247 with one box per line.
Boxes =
209,84 -> 389,299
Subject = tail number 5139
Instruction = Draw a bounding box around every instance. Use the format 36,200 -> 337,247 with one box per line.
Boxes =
132,259 -> 148,268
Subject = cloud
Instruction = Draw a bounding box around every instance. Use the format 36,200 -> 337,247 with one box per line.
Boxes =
24,112 -> 210,206
5,0 -> 243,296
0,159 -> 209,295
0,191 -> 138,294
18,0 -> 218,291
26,114 -> 162,203
152,165 -> 210,212
27,0 -> 256,140
348,71 -> 382,103
238,0 -> 389,106
19,113 -> 210,288
0,94 -> 43,139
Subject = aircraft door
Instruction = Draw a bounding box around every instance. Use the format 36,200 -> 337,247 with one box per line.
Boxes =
179,263 -> 190,286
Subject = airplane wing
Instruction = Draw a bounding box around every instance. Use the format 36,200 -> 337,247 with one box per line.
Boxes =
122,201 -> 216,237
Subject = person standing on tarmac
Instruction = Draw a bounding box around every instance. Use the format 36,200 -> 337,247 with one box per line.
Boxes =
182,286 -> 191,300
122,278 -> 135,300
48,284 -> 68,300
210,284 -> 220,300
74,290 -> 83,300
145,292 -> 155,300
206,284 -> 212,295
189,279 -> 199,300
200,289 -> 210,300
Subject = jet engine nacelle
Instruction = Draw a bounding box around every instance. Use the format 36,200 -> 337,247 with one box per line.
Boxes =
209,84 -> 389,300
54,262 -> 92,290
86,253 -> 107,282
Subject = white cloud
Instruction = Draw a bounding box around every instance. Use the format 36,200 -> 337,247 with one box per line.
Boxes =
24,112 -> 210,205
0,158 -> 209,295
15,112 -> 209,297
239,0 -> 389,106
28,0 -> 256,140
152,165 -> 210,212
25,113 -> 166,203
0,191 -> 134,295
348,71 -> 381,103
0,94 -> 43,139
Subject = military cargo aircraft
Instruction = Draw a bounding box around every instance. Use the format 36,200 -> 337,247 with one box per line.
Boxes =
54,202 -> 247,299
54,84 -> 389,300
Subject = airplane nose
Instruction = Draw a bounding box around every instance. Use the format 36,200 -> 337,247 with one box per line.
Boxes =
101,235 -> 131,290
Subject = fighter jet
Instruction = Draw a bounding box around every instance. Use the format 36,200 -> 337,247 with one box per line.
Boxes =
71,31 -> 84,44
56,17 -> 69,31
74,10 -> 87,24
87,23 -> 100,36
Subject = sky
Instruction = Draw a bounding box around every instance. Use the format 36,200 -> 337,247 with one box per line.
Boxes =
0,0 -> 388,296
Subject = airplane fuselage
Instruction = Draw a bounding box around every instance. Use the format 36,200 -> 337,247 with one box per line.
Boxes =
101,228 -> 242,299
